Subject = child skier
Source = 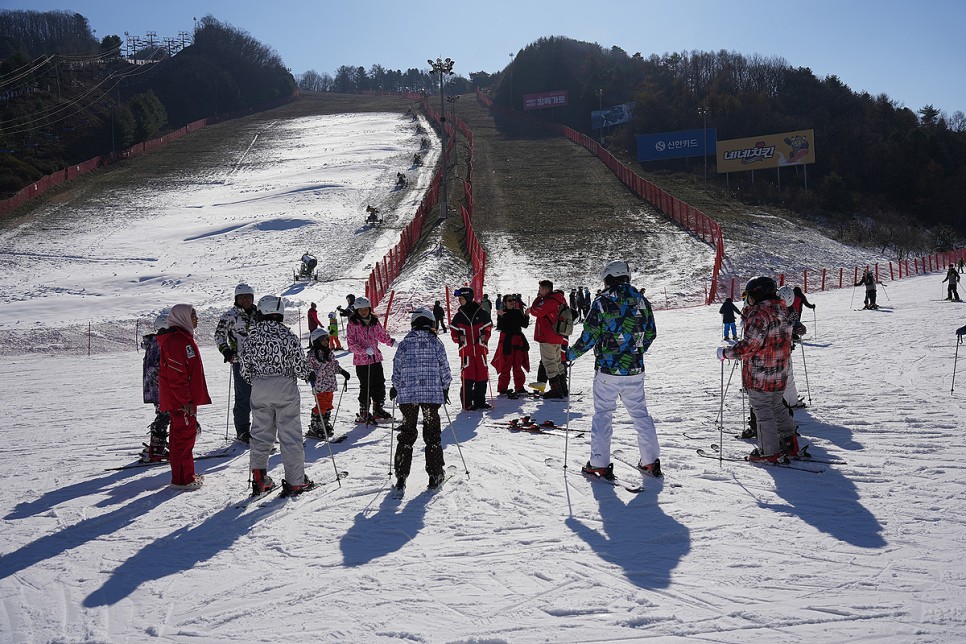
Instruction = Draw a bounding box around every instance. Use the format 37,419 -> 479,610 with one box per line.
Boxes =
492,294 -> 530,395
345,296 -> 396,424
943,264 -> 961,302
718,276 -> 797,461
719,297 -> 741,341
450,287 -> 493,410
140,310 -> 171,462
327,311 -> 343,350
305,328 -> 351,440
389,307 -> 452,490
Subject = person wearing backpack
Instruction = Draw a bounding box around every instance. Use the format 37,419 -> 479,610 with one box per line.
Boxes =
529,279 -> 571,399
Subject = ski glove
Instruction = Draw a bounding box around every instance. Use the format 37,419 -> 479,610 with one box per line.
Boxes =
443,389 -> 450,404
957,325 -> 966,337
343,377 -> 349,392
307,372 -> 317,385
716,347 -> 727,361
365,347 -> 374,356
389,386 -> 397,401
223,349 -> 236,363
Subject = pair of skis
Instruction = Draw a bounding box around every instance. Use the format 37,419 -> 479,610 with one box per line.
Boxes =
237,470 -> 349,508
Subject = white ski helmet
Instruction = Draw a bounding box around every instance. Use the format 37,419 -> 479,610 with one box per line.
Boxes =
257,294 -> 284,316
235,283 -> 255,298
601,260 -> 632,282
777,285 -> 795,306
328,311 -> 337,319
310,327 -> 330,344
354,296 -> 372,310
411,307 -> 436,329
153,309 -> 170,331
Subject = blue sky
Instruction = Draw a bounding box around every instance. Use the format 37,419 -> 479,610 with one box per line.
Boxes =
4,0 -> 965,115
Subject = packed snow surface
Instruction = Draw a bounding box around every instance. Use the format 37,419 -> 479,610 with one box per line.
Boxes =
2,111 -> 965,642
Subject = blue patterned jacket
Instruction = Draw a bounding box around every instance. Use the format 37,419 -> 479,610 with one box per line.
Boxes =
566,283 -> 656,376
392,329 -> 452,404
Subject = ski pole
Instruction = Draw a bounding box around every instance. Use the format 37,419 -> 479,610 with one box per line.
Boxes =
388,398 -> 395,476
799,340 -> 812,404
880,283 -> 890,302
715,358 -> 739,426
564,363 -> 573,470
719,359 -> 724,467
849,285 -> 857,310
442,403 -> 470,479
225,366 -> 233,443
953,338 -> 961,394
812,307 -> 817,341
321,395 -> 342,488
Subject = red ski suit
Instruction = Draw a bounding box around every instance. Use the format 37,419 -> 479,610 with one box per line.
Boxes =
157,326 -> 211,485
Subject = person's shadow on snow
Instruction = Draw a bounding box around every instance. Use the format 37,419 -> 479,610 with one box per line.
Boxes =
760,460 -> 885,549
339,490 -> 431,567
82,498 -> 282,607
565,479 -> 690,590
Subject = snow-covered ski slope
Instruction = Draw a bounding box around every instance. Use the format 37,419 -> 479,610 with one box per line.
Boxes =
2,109 -> 966,642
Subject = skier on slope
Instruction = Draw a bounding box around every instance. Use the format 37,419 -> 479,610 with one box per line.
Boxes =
719,297 -> 742,341
450,287 -> 493,410
157,304 -> 211,490
718,277 -> 797,462
566,260 -> 661,479
307,302 -> 321,333
140,310 -> 171,462
337,294 -> 356,319
389,308 -> 452,490
214,283 -> 257,444
492,293 -> 530,395
327,311 -> 343,350
529,279 -> 569,399
942,264 -> 961,302
345,296 -> 396,424
239,295 -> 314,497
777,285 -> 808,409
433,300 -> 448,332
855,269 -> 880,310
305,328 -> 350,441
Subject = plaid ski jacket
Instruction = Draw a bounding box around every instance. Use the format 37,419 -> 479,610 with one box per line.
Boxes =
723,297 -> 792,392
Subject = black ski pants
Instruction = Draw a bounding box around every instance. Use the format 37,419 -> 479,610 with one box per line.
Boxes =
394,403 -> 444,478
355,362 -> 386,411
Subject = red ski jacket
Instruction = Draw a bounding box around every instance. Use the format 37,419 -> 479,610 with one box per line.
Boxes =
157,327 -> 212,412
529,290 -> 568,344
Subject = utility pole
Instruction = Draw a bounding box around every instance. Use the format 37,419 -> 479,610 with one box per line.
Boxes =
508,53 -> 514,107
596,89 -> 603,144
698,106 -> 710,185
447,94 -> 460,175
428,57 -> 455,221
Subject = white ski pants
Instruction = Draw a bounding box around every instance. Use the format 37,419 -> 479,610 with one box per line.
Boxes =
249,375 -> 305,485
783,362 -> 799,407
589,371 -> 659,468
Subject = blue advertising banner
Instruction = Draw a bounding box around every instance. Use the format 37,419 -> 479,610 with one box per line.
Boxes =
637,128 -> 717,161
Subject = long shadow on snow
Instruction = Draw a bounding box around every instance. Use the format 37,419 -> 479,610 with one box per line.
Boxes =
339,489 -> 432,567
82,499 -> 281,607
566,478 -> 690,590
796,409 -> 864,453
3,452 -> 238,520
758,461 -> 886,548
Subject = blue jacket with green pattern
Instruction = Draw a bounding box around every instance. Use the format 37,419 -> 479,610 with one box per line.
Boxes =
566,283 -> 656,376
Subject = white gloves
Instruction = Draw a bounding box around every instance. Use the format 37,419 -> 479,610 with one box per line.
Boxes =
365,347 -> 374,356
716,347 -> 726,361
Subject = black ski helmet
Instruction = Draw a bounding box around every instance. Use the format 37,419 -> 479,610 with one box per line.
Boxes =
744,276 -> 778,302
455,287 -> 474,302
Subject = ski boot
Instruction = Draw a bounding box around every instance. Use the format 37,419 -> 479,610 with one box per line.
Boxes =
356,408 -> 376,424
747,448 -> 786,464
427,471 -> 446,489
251,469 -> 276,496
306,413 -> 327,439
372,404 -> 392,420
637,458 -> 663,478
280,476 -> 315,497
322,412 -> 335,439
581,462 -> 615,480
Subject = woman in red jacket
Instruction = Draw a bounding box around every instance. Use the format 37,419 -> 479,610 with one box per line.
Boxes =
157,304 -> 212,490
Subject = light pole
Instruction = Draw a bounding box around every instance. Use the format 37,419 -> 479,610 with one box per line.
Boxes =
428,57 -> 455,220
698,106 -> 709,185
446,94 -> 460,175
596,89 -> 603,144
